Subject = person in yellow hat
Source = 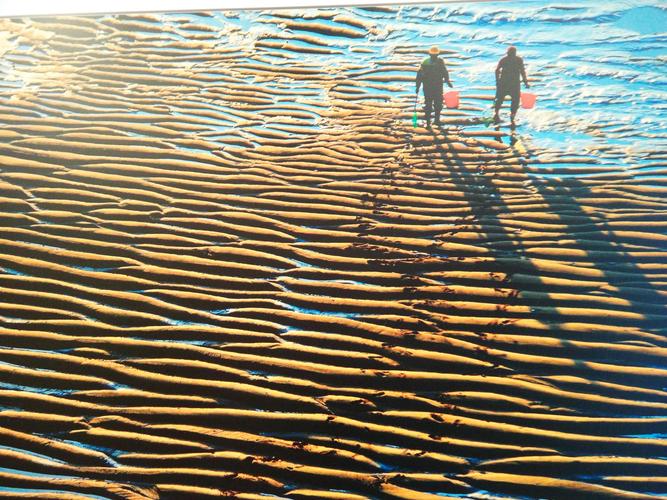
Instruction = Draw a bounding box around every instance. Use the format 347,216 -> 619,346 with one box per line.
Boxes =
416,46 -> 453,127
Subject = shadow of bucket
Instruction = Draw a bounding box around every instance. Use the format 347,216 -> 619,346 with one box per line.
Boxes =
521,92 -> 537,109
444,91 -> 459,109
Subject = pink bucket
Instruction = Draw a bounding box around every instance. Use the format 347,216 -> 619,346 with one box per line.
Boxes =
521,92 -> 537,109
444,91 -> 459,109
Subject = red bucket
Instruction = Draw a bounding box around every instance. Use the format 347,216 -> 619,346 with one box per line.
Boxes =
521,92 -> 537,109
444,90 -> 459,109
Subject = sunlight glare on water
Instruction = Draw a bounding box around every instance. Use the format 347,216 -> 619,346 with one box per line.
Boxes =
171,0 -> 667,175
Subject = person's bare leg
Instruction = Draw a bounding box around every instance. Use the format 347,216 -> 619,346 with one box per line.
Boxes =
494,92 -> 504,123
510,92 -> 519,124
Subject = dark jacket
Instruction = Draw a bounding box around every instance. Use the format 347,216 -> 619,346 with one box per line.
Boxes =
496,55 -> 527,90
416,57 -> 450,98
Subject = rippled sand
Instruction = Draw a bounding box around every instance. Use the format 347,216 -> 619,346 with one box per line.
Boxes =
1,6 -> 667,500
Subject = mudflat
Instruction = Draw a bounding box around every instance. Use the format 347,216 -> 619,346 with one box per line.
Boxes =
0,5 -> 666,499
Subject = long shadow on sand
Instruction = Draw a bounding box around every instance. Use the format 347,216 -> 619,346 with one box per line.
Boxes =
415,122 -> 667,359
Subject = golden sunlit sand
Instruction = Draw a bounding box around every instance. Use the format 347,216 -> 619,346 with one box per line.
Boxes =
0,7 -> 666,499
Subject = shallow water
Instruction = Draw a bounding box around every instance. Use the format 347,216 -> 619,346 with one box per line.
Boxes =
166,0 -> 667,175
0,2 -> 666,499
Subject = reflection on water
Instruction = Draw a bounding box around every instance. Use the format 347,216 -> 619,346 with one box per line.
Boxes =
169,0 -> 666,176
0,2 -> 666,499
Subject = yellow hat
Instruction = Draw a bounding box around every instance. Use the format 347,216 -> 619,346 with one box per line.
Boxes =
428,46 -> 440,55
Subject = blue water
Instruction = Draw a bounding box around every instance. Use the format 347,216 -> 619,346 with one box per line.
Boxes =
387,0 -> 667,169
154,0 -> 666,177
0,5 -> 665,496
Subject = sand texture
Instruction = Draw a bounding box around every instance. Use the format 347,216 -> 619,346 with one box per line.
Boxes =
1,6 -> 667,499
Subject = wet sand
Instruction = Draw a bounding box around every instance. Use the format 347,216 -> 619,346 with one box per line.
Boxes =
1,8 -> 667,500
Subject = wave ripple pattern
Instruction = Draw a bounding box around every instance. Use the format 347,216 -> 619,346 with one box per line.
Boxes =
0,1 -> 666,499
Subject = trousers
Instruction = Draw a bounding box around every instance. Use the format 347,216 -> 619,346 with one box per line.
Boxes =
424,93 -> 443,123
495,84 -> 520,116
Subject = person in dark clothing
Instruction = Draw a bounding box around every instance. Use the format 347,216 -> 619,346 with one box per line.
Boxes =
494,46 -> 529,124
416,46 -> 453,127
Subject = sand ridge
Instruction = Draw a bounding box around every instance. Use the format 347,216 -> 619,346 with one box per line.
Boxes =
0,6 -> 666,499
